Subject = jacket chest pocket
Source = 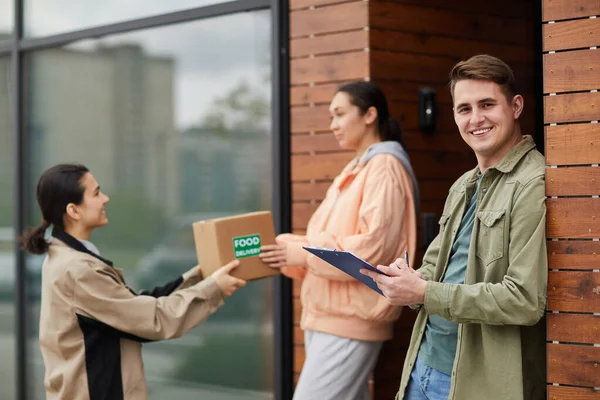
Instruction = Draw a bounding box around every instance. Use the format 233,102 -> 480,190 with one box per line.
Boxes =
476,210 -> 506,266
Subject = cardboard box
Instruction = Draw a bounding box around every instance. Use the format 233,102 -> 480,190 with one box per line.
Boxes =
192,211 -> 280,281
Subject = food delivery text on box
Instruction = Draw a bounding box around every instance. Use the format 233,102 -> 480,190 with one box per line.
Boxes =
232,234 -> 261,258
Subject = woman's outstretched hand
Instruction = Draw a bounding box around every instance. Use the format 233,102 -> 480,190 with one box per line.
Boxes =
259,242 -> 288,268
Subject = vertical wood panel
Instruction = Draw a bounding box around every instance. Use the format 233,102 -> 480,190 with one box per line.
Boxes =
547,239 -> 600,270
542,4 -> 600,400
547,344 -> 600,387
547,386 -> 600,400
543,1 -> 600,394
547,313 -> 600,344
542,0 -> 600,21
546,240 -> 600,271
544,92 -> 600,124
290,51 -> 369,85
545,166 -> 600,196
545,124 -> 600,166
542,18 -> 600,51
547,271 -> 600,313
543,50 -> 600,93
546,198 -> 600,239
290,0 -> 352,11
291,29 -> 369,58
290,1 -> 368,37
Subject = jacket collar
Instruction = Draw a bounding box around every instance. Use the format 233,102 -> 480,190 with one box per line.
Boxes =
492,135 -> 537,174
465,135 -> 537,182
51,228 -> 114,267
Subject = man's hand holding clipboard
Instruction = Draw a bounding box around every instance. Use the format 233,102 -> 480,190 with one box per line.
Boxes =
360,253 -> 427,306
303,246 -> 427,305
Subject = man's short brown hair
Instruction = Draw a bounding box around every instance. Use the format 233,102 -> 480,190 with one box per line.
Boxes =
449,54 -> 516,103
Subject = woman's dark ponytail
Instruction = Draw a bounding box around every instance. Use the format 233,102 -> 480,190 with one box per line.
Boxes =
21,220 -> 50,255
21,163 -> 89,255
337,81 -> 407,147
382,115 -> 406,148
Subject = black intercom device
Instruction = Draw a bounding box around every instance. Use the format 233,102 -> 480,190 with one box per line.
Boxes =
418,88 -> 436,135
421,212 -> 438,249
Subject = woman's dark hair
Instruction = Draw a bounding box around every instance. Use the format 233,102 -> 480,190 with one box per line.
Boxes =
21,163 -> 89,254
337,81 -> 406,147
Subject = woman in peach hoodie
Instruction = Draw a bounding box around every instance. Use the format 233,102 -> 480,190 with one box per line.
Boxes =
260,82 -> 419,400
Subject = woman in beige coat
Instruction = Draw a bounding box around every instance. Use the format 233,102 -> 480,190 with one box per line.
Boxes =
22,163 -> 245,400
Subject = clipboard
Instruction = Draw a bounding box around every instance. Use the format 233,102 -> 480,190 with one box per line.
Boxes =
302,246 -> 388,296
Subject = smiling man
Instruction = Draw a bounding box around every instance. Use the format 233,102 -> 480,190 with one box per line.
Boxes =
361,55 -> 547,400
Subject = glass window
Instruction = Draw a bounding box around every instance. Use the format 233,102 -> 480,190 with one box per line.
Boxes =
0,56 -> 15,400
25,11 -> 274,399
25,0 -> 239,37
0,0 -> 13,41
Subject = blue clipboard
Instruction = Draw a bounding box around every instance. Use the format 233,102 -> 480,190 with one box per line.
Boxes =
302,246 -> 388,296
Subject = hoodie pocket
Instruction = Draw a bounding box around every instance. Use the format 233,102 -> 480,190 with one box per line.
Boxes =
476,210 -> 506,266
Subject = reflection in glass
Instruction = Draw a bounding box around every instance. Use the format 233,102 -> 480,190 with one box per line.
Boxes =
0,56 -> 15,400
25,11 -> 273,399
0,0 -> 13,41
25,0 -> 238,37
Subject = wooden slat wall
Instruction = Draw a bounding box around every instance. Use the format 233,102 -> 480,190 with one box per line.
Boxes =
288,1 -> 537,398
543,0 -> 600,397
289,0 -> 372,393
366,1 -> 537,398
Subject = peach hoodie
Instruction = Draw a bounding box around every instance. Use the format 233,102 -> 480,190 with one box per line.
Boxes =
279,143 -> 417,341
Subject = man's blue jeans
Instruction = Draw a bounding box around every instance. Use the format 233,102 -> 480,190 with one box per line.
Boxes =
404,357 -> 452,400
